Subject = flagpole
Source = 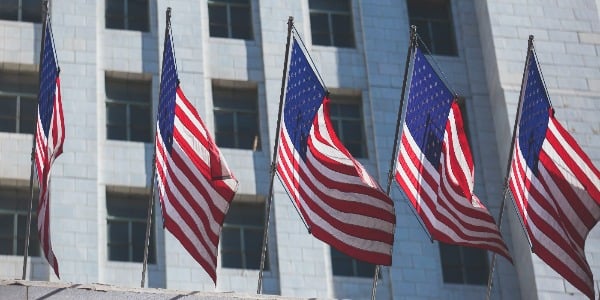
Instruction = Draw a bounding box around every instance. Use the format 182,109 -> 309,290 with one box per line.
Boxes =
256,16 -> 294,294
485,35 -> 535,300
368,25 -> 417,300
22,0 -> 49,280
140,6 -> 173,290
140,154 -> 157,288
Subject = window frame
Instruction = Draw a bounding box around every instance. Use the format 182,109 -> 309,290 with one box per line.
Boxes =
0,68 -> 39,134
105,0 -> 150,32
220,196 -> 268,270
221,222 -> 263,269
207,0 -> 253,40
309,0 -> 355,48
330,247 -> 375,278
0,185 -> 40,257
105,73 -> 152,143
212,81 -> 260,150
0,0 -> 42,23
407,0 -> 458,56
0,93 -> 37,134
328,93 -> 367,158
105,188 -> 155,264
438,243 -> 489,285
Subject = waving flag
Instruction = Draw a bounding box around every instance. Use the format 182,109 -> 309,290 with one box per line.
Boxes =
34,13 -> 64,278
395,48 -> 511,261
276,36 -> 396,265
508,46 -> 600,299
155,14 -> 238,282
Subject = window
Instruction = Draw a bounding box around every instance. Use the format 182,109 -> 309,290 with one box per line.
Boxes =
329,94 -> 366,158
106,188 -> 154,263
0,0 -> 41,23
309,0 -> 355,48
439,243 -> 488,285
0,69 -> 38,134
221,199 -> 267,270
0,185 -> 39,256
330,248 -> 374,277
407,0 -> 457,56
212,82 -> 259,150
208,0 -> 253,40
105,73 -> 152,142
105,0 -> 149,32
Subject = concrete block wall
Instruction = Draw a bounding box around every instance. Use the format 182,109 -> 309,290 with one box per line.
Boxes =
475,0 -> 600,299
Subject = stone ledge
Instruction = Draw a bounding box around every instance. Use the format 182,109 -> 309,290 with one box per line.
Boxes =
0,279 -> 308,300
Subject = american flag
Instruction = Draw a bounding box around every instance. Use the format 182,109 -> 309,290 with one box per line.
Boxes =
155,17 -> 238,282
276,36 -> 396,265
395,48 -> 511,261
34,13 -> 64,278
508,47 -> 600,299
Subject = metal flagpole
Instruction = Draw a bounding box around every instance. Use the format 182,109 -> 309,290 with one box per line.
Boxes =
257,16 -> 294,294
141,6 -> 173,289
485,35 -> 535,300
369,25 -> 417,300
140,155 -> 157,288
22,0 -> 49,280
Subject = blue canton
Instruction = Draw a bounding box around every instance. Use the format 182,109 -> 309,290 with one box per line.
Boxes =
518,52 -> 550,174
158,27 -> 178,153
283,38 -> 326,160
38,18 -> 58,138
405,48 -> 453,168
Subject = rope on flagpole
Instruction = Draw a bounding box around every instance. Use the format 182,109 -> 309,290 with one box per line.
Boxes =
257,16 -> 295,295
141,6 -> 173,289
369,25 -> 418,300
22,0 -> 50,280
485,35 -> 536,300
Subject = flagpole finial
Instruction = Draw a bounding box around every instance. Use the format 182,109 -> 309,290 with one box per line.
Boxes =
528,35 -> 534,46
287,16 -> 294,30
166,7 -> 172,21
409,25 -> 417,49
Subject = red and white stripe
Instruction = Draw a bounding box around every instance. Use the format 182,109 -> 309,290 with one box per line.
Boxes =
396,102 -> 512,261
509,115 -> 600,299
277,97 -> 395,265
34,77 -> 64,278
155,87 -> 238,283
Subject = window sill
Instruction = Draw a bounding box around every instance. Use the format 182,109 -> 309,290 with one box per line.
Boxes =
106,260 -> 157,267
0,131 -> 33,138
220,267 -> 270,276
105,139 -> 153,147
312,44 -> 358,53
104,28 -> 152,35
332,275 -> 373,281
0,19 -> 41,26
209,36 -> 259,47
442,282 -> 487,288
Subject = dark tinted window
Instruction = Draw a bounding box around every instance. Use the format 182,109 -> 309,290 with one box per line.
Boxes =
0,185 -> 40,256
208,0 -> 253,40
221,200 -> 267,270
213,83 -> 259,150
106,189 -> 155,263
439,243 -> 489,285
105,0 -> 149,32
0,70 -> 38,134
105,74 -> 152,143
408,0 -> 457,56
329,94 -> 366,158
0,0 -> 41,23
331,247 -> 374,277
309,0 -> 355,48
